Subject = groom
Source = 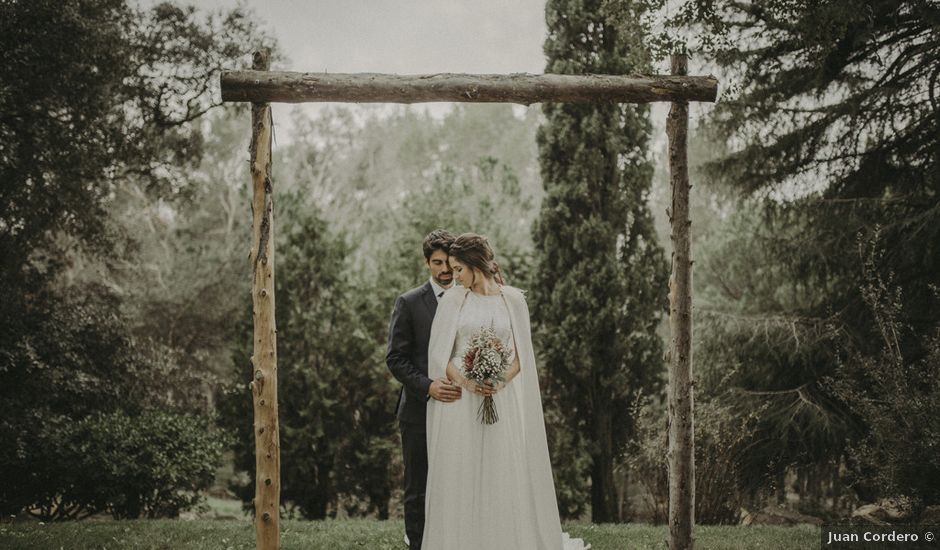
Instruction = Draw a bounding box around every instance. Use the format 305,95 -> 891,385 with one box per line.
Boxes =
386,229 -> 463,550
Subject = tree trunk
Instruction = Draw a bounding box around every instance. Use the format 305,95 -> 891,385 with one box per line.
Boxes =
616,461 -> 631,522
666,53 -> 695,550
248,48 -> 280,550
591,407 -> 617,522
221,71 -> 719,104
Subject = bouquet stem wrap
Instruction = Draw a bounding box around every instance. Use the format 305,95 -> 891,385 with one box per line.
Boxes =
479,395 -> 498,425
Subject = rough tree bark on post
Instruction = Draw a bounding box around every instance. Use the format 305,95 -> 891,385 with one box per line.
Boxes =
248,48 -> 280,550
220,71 -> 718,104
666,53 -> 695,550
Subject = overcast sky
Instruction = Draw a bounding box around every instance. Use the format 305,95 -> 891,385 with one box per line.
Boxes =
168,0 -> 554,138
148,0 -> 686,145
241,0 -> 549,74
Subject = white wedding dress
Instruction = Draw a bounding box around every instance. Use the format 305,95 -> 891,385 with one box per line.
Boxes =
422,287 -> 589,550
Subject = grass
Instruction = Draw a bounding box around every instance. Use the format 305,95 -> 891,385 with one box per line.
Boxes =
0,518 -> 820,549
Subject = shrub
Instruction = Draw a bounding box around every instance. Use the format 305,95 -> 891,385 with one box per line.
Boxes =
628,397 -> 759,524
824,243 -> 940,508
20,410 -> 229,520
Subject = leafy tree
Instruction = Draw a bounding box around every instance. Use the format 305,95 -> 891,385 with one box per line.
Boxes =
378,156 -> 538,297
690,203 -> 859,512
0,0 -> 272,517
1,0 -> 274,277
533,0 -> 668,522
645,0 -> 940,507
694,0 -> 939,342
112,109 -> 256,404
275,104 -> 544,280
220,193 -> 396,519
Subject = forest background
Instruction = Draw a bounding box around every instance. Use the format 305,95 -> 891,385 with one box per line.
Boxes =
2,0 -> 937,528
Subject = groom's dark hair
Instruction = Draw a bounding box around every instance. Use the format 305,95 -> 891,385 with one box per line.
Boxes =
423,229 -> 456,261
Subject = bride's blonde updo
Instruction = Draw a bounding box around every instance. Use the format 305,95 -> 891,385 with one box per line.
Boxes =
448,233 -> 505,285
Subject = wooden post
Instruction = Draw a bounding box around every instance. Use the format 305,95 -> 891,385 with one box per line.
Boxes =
248,48 -> 280,550
666,52 -> 695,550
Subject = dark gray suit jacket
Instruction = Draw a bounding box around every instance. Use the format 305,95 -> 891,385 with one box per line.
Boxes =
386,280 -> 439,425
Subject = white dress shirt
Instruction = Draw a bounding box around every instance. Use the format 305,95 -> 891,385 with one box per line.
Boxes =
429,277 -> 454,302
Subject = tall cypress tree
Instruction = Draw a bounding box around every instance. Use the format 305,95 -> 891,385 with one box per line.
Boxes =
533,0 -> 668,522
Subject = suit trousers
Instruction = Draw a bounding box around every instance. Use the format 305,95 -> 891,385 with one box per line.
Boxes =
400,419 -> 428,550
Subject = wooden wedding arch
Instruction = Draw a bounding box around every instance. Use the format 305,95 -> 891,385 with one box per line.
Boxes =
220,48 -> 715,550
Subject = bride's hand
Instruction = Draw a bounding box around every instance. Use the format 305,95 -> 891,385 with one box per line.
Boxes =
478,380 -> 503,397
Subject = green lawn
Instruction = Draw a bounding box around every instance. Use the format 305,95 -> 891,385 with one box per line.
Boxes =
0,519 -> 820,549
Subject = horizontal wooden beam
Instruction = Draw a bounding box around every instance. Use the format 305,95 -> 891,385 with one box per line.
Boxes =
220,71 -> 718,104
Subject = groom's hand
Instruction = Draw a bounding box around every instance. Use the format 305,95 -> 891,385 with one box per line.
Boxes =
429,378 -> 462,402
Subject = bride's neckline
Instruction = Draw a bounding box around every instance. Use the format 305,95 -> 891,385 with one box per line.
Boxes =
468,288 -> 502,297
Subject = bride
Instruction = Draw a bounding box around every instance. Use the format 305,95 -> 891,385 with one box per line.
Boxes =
422,233 -> 589,550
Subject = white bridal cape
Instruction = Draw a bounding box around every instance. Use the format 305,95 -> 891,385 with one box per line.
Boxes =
423,286 -> 589,550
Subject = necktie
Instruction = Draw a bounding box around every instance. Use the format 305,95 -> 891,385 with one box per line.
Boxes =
437,291 -> 444,299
